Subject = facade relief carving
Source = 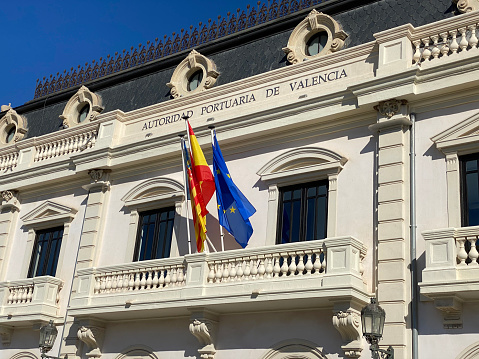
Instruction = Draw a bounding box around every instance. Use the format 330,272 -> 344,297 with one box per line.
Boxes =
374,99 -> 408,119
283,10 -> 347,64
77,325 -> 105,358
84,169 -> 111,192
0,190 -> 20,212
332,309 -> 363,359
167,50 -> 219,98
189,315 -> 218,359
60,86 -> 103,129
453,0 -> 479,13
0,107 -> 28,147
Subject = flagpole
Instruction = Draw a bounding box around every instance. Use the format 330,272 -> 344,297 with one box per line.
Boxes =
209,125 -> 225,252
179,135 -> 192,255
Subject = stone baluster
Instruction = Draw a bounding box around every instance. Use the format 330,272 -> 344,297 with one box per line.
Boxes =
106,275 -> 113,293
265,256 -> 273,279
459,27 -> 468,52
430,35 -> 440,59
412,40 -> 421,64
305,251 -> 313,275
177,266 -> 185,285
111,274 -> 118,292
229,260 -> 237,282
222,261 -> 230,282
288,253 -> 297,276
152,270 -> 159,288
273,255 -> 281,277
166,267 -> 173,287
250,256 -> 258,279
243,259 -> 251,280
258,256 -> 266,279
46,143 -> 52,159
54,141 -> 60,157
94,276 -> 101,294
27,286 -> 33,302
171,267 -> 178,286
145,270 -> 152,289
159,269 -> 165,288
457,238 -> 468,266
469,24 -> 478,49
297,252 -> 305,276
321,250 -> 327,273
7,289 -> 13,304
207,263 -> 215,283
20,287 -> 26,303
450,30 -> 459,54
313,250 -> 322,274
421,37 -> 432,61
215,262 -> 222,283
236,260 -> 244,281
122,273 -> 129,291
280,253 -> 289,277
468,237 -> 479,265
11,289 -> 17,304
139,270 -> 146,289
91,131 -> 97,147
128,273 -> 134,291
100,275 -> 106,293
133,272 -> 140,290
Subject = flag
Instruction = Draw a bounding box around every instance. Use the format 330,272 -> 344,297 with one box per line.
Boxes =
212,132 -> 256,248
183,141 -> 208,252
188,121 -> 215,205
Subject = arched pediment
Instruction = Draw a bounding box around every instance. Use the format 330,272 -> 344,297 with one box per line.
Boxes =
457,341 -> 479,359
261,339 -> 327,359
9,352 -> 39,359
256,147 -> 347,185
121,177 -> 184,209
21,200 -> 77,228
116,345 -> 158,359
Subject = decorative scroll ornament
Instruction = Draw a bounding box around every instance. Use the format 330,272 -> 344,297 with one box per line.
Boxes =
88,169 -> 104,183
189,319 -> 217,359
167,50 -> 219,98
332,310 -> 362,359
0,190 -> 20,212
60,86 -> 103,129
374,99 -> 408,118
282,10 -> 347,64
453,0 -> 479,13
85,169 -> 111,192
77,326 -> 104,358
0,107 -> 28,147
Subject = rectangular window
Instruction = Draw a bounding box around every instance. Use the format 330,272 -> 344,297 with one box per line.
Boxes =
276,180 -> 328,244
28,227 -> 64,278
134,207 -> 175,261
461,153 -> 479,226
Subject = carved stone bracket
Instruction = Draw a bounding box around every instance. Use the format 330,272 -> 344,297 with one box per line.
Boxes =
77,325 -> 105,358
0,190 -> 20,212
188,310 -> 218,359
83,169 -> 111,192
0,326 -> 13,346
332,309 -> 363,359
453,0 -> 479,13
434,296 -> 463,329
374,99 -> 408,119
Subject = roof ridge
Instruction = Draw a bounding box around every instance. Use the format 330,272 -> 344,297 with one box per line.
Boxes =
33,0 -> 329,100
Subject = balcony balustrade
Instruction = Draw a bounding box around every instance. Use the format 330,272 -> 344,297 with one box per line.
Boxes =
70,236 -> 369,321
0,276 -> 63,327
420,226 -> 479,328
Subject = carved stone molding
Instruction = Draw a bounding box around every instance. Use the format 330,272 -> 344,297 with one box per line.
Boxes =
0,326 -> 13,346
77,325 -> 105,358
0,107 -> 28,147
167,50 -> 219,98
282,10 -> 347,64
332,310 -> 363,359
60,86 -> 103,129
453,0 -> 479,13
83,169 -> 111,192
434,296 -> 463,329
189,310 -> 218,359
0,190 -> 20,212
374,99 -> 408,119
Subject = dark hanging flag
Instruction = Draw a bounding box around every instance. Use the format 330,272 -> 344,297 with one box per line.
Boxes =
212,131 -> 256,248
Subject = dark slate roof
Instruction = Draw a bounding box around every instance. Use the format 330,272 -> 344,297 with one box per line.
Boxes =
17,0 -> 455,140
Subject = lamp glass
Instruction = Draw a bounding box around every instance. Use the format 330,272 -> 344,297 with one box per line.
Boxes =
361,297 -> 386,339
39,320 -> 58,352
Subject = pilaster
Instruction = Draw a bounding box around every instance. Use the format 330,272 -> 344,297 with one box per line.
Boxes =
77,170 -> 111,270
370,99 -> 411,359
0,190 -> 20,281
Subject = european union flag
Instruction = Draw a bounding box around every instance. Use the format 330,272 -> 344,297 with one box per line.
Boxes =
212,132 -> 256,248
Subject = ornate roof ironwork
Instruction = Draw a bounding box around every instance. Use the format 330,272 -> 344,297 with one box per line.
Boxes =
33,0 -> 327,100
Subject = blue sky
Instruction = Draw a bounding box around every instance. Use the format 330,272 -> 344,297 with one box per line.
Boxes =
0,0 -> 254,108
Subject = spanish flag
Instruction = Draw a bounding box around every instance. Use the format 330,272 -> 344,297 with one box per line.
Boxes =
187,121 -> 215,205
183,141 -> 208,252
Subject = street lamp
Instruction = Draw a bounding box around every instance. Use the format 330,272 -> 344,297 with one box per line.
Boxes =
39,320 -> 60,359
361,298 -> 394,359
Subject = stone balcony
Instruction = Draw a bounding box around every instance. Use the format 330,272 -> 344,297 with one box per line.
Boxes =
70,236 -> 369,319
0,276 -> 63,328
420,226 -> 479,328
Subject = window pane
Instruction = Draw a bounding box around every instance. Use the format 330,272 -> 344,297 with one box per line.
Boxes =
290,198 -> 301,242
305,197 -> 316,241
316,196 -> 327,239
467,172 -> 479,225
281,203 -> 291,244
28,227 -> 63,278
466,159 -> 478,172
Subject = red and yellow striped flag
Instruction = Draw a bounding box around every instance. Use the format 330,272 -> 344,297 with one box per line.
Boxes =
186,161 -> 208,252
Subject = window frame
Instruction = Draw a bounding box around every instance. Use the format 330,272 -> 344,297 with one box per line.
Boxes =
133,207 -> 176,262
27,226 -> 64,278
276,180 -> 329,245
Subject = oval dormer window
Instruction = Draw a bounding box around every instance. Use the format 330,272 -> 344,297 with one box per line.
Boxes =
5,126 -> 16,143
78,104 -> 90,123
306,32 -> 328,56
187,70 -> 204,91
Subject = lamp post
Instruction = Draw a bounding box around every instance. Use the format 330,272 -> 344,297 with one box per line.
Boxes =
361,298 -> 394,359
39,320 -> 61,359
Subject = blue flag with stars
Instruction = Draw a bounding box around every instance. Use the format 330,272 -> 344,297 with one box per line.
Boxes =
212,132 -> 256,248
